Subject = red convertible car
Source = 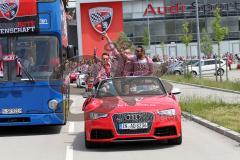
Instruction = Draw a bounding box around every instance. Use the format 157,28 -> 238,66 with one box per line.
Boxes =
82,76 -> 182,148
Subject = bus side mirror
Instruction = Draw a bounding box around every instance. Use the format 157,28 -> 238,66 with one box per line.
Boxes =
0,61 -> 3,78
67,45 -> 75,59
16,59 -> 23,77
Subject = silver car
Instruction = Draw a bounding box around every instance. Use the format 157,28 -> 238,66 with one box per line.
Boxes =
76,73 -> 87,88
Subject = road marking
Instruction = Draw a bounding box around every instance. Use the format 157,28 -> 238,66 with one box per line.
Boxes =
65,145 -> 73,160
68,122 -> 75,134
66,122 -> 75,160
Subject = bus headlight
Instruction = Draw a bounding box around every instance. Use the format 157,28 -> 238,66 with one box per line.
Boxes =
48,99 -> 59,111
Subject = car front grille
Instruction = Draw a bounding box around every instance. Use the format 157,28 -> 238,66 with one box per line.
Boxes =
112,112 -> 154,135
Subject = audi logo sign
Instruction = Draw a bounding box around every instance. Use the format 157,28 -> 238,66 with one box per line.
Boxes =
125,114 -> 142,121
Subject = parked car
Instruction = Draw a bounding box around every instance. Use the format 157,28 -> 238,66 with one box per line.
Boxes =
167,60 -> 199,75
69,71 -> 80,83
167,61 -> 184,75
186,59 -> 200,66
82,76 -> 182,148
76,73 -> 87,88
189,59 -> 226,77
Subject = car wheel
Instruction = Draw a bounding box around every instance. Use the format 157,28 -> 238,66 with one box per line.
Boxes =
168,136 -> 182,145
217,69 -> 224,76
191,71 -> 197,77
174,71 -> 181,75
85,133 -> 97,149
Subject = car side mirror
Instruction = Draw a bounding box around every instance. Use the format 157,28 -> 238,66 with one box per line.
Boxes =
171,88 -> 181,95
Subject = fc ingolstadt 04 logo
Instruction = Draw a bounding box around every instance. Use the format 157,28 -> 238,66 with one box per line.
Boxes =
89,7 -> 113,34
0,0 -> 19,20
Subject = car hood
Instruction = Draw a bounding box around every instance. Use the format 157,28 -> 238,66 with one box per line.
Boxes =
87,95 -> 179,114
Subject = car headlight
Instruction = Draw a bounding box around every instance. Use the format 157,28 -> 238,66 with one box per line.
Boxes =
158,109 -> 176,116
48,99 -> 59,111
89,112 -> 108,120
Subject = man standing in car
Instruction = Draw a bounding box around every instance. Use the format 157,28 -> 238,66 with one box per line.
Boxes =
104,33 -> 153,77
132,46 -> 153,76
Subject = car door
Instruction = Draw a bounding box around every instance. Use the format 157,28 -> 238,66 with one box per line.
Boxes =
199,61 -> 207,75
208,60 -> 217,75
201,60 -> 212,75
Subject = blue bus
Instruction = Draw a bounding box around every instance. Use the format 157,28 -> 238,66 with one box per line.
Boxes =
0,0 -> 72,126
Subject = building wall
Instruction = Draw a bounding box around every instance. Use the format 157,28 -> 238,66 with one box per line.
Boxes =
149,40 -> 240,58
69,0 -> 240,57
122,0 -> 240,57
68,26 -> 78,47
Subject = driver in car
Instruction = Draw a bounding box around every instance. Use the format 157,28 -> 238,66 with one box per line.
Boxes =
122,82 -> 137,96
99,81 -> 115,96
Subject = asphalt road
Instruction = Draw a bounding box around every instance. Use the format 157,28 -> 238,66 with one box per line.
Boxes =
0,84 -> 239,160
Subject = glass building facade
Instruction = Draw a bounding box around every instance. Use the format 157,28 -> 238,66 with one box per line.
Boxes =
68,0 -> 240,57
123,0 -> 240,44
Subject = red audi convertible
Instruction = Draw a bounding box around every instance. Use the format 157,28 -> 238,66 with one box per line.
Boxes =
82,76 -> 182,148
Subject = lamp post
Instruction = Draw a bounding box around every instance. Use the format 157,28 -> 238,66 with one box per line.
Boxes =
196,0 -> 202,78
147,0 -> 151,47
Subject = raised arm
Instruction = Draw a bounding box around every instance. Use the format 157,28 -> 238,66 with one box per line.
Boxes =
103,33 -> 136,63
103,33 -> 120,57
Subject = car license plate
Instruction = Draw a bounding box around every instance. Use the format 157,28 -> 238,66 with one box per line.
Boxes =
1,108 -> 23,114
119,123 -> 148,130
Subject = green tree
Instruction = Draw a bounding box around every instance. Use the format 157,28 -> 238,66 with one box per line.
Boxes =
115,32 -> 133,51
180,22 -> 193,74
143,27 -> 150,49
201,28 -> 213,57
212,7 -> 229,82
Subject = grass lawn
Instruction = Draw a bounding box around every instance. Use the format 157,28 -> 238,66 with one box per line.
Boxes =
162,75 -> 240,92
180,98 -> 240,133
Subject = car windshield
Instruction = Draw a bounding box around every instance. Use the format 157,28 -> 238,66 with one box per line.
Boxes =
0,36 -> 61,82
96,77 -> 167,98
191,60 -> 203,66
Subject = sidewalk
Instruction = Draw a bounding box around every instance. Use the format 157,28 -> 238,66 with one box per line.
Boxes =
207,69 -> 240,82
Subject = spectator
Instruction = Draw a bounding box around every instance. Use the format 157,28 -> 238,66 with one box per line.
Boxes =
94,52 -> 112,89
227,55 -> 233,70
